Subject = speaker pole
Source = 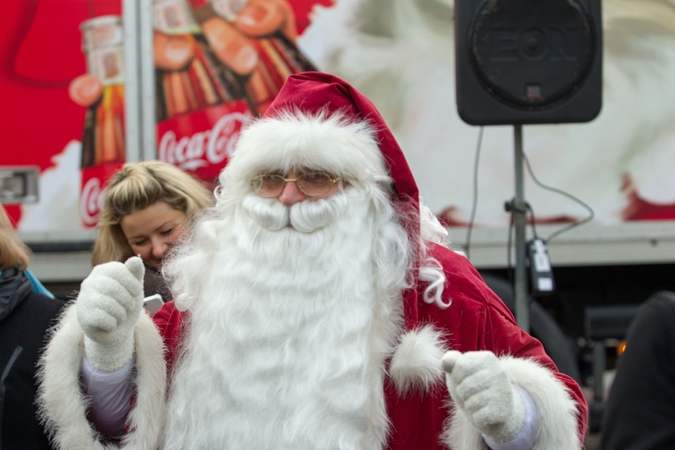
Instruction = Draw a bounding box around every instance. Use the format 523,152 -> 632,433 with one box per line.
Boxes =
513,124 -> 530,332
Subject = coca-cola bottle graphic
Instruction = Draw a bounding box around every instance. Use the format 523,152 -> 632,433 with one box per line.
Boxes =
79,15 -> 126,227
154,0 -> 255,184
206,0 -> 316,113
153,0 -> 251,120
80,15 -> 125,169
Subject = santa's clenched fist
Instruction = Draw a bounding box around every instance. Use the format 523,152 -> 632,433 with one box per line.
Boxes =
76,257 -> 145,372
442,350 -> 526,444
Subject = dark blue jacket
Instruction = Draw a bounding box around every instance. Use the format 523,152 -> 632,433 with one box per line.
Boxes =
0,268 -> 65,450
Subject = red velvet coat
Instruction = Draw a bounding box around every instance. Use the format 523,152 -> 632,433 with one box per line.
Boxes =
153,244 -> 588,450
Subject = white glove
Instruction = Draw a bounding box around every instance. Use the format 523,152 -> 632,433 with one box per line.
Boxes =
442,350 -> 525,443
76,257 -> 145,372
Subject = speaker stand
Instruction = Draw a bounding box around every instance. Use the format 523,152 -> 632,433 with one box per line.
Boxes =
513,124 -> 530,332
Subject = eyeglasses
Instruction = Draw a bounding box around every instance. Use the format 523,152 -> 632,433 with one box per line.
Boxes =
251,172 -> 342,198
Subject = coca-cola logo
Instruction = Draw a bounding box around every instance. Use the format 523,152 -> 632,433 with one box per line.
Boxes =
80,177 -> 106,226
158,112 -> 252,171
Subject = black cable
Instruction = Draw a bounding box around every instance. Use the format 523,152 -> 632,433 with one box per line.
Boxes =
506,208 -> 515,286
464,126 -> 484,260
521,151 -> 594,243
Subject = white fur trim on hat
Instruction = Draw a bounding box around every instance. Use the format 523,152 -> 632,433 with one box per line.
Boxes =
222,110 -> 391,191
389,325 -> 448,394
37,304 -> 166,450
443,355 -> 582,450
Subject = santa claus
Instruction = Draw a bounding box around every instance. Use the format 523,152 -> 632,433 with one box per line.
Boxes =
38,72 -> 586,450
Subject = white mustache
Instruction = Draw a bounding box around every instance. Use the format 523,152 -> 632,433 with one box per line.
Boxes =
241,196 -> 289,231
241,194 -> 349,233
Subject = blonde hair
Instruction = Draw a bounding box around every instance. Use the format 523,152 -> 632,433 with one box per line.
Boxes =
91,161 -> 214,265
0,206 -> 31,271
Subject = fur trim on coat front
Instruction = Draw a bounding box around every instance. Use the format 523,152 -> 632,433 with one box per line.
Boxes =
389,325 -> 448,394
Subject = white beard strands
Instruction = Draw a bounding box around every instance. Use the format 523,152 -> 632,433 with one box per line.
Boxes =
162,188 -> 409,450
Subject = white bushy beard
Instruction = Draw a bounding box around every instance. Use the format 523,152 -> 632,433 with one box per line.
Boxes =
162,187 -> 408,450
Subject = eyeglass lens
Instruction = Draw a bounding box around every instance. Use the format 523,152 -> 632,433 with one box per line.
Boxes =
253,173 -> 334,197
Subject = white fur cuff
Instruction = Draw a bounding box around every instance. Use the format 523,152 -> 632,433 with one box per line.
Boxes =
444,356 -> 582,450
37,304 -> 167,450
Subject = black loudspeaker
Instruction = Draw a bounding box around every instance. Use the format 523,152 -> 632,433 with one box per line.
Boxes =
455,0 -> 602,125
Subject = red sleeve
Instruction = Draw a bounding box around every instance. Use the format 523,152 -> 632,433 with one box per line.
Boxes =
428,245 -> 589,443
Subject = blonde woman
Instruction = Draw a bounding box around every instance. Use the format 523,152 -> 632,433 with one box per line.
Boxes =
0,205 -> 65,449
91,161 -> 214,303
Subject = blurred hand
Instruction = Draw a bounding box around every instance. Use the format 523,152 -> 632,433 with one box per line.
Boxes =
153,30 -> 196,70
68,74 -> 103,107
232,0 -> 297,40
203,0 -> 298,76
201,16 -> 259,75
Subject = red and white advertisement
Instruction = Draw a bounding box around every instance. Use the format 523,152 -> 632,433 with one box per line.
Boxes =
2,0 -> 675,264
0,0 -> 324,231
157,100 -> 253,182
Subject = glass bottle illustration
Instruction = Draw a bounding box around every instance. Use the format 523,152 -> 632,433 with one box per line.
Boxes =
206,0 -> 317,113
80,15 -> 126,169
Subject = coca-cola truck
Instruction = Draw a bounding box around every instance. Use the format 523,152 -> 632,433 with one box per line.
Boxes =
1,0 -> 320,289
2,0 -> 675,434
